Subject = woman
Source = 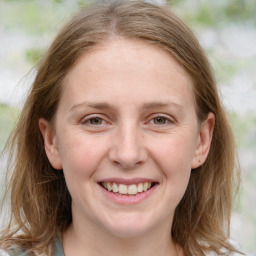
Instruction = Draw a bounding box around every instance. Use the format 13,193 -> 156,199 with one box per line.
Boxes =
0,1 -> 242,255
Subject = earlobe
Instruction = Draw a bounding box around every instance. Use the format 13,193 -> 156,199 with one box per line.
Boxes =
192,112 -> 215,169
39,118 -> 62,170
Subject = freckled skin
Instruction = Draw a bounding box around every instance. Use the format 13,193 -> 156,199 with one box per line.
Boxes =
40,38 -> 214,256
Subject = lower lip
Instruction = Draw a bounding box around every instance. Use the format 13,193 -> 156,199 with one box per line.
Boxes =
99,184 -> 158,205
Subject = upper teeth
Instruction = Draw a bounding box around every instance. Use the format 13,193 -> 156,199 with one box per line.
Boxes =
102,182 -> 152,195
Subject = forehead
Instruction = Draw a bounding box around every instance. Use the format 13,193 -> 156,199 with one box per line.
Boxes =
67,38 -> 190,81
61,38 -> 195,110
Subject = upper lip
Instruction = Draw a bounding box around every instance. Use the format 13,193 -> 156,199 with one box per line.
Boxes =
98,178 -> 158,185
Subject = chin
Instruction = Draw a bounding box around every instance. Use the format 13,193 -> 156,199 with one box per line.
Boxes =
107,225 -> 150,239
102,213 -> 156,238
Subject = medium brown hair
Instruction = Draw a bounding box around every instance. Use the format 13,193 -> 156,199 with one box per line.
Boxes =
1,1 -> 241,255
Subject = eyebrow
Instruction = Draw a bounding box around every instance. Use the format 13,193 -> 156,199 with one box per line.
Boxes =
70,102 -> 114,112
142,101 -> 184,111
70,100 -> 184,112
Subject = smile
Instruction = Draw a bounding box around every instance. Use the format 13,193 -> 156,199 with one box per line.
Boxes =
101,182 -> 154,196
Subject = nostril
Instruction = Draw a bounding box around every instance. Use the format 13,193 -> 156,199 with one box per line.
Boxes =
112,161 -> 142,169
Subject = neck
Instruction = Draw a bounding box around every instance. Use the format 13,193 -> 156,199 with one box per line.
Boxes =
63,219 -> 182,256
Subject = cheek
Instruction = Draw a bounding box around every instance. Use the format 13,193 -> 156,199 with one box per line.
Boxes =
154,135 -> 196,170
57,131 -> 107,178
58,134 -> 108,205
151,133 -> 196,190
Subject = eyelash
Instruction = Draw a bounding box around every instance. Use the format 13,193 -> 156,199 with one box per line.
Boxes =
81,115 -> 108,127
80,114 -> 175,128
147,115 -> 174,126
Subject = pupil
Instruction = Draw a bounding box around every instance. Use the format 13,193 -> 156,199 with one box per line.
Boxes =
90,118 -> 102,125
155,117 -> 165,124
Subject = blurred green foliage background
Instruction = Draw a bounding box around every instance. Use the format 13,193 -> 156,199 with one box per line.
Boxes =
1,0 -> 256,254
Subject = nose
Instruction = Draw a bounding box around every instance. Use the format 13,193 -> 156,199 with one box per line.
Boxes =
108,123 -> 148,169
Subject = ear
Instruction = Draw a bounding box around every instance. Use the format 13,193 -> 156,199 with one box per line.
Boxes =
192,112 -> 215,169
39,118 -> 62,170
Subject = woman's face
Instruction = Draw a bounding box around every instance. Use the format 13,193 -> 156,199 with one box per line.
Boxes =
40,39 -> 213,238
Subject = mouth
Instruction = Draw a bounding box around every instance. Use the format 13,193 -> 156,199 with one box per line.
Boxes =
99,181 -> 158,196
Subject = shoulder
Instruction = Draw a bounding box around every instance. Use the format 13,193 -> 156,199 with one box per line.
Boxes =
0,237 -> 63,256
53,237 -> 64,256
0,248 -> 28,256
